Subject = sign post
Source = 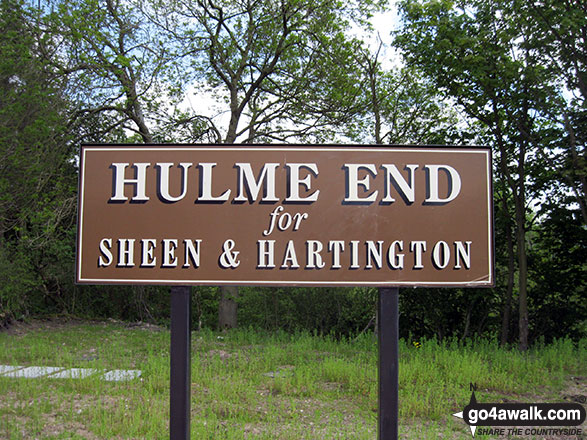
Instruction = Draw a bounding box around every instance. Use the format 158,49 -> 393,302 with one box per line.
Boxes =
378,287 -> 399,439
170,286 -> 191,440
75,144 -> 494,439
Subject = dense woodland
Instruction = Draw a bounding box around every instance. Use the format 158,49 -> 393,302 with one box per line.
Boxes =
0,0 -> 585,349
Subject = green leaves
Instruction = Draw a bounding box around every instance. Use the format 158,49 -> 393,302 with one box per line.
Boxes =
395,0 -> 586,346
0,0 -> 79,324
151,0 -> 383,143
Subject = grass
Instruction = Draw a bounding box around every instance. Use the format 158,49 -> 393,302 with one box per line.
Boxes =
0,320 -> 585,439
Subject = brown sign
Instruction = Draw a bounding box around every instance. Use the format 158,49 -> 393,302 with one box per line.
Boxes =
76,144 -> 493,287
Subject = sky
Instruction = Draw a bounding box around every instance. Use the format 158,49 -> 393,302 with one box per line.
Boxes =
364,2 -> 403,69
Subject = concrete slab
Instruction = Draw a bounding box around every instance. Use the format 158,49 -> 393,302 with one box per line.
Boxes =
263,370 -> 294,378
3,366 -> 64,378
102,369 -> 142,382
0,365 -> 24,376
49,368 -> 99,379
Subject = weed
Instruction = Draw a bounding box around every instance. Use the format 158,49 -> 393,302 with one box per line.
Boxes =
0,321 -> 584,439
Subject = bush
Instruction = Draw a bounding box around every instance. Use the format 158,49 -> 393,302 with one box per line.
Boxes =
237,286 -> 377,336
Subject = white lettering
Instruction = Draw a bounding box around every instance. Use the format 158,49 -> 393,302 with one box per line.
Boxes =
454,241 -> 472,269
117,239 -> 135,267
328,241 -> 345,269
162,239 -> 178,267
387,240 -> 404,269
98,238 -> 113,267
306,240 -> 325,269
197,163 -> 231,202
257,240 -> 276,268
365,241 -> 384,269
349,240 -> 360,269
343,164 -> 378,203
284,163 -> 320,202
278,212 -> 293,231
424,164 -> 461,203
281,240 -> 300,268
141,238 -> 157,267
183,239 -> 202,268
263,206 -> 308,236
110,163 -> 150,202
410,241 -> 426,269
156,163 -> 191,202
432,240 -> 450,269
234,163 -> 280,202
381,164 -> 418,204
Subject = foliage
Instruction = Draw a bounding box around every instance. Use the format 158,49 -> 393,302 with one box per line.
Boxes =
350,55 -> 470,144
50,0 -> 170,142
144,0 -> 384,143
0,0 -> 77,326
0,0 -> 583,346
393,0 -> 587,349
528,206 -> 587,343
398,288 -> 501,342
237,287 -> 377,336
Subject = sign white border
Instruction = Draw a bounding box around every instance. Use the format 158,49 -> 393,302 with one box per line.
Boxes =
77,145 -> 494,287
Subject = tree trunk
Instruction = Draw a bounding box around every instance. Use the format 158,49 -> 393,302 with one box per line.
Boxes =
515,134 -> 529,351
461,300 -> 473,343
493,109 -> 529,351
218,285 -> 238,330
216,104 -> 241,330
563,112 -> 587,224
500,196 -> 515,346
516,201 -> 529,351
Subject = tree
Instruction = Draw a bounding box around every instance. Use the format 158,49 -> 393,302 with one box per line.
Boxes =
50,0 -> 172,143
395,0 -> 569,350
143,0 -> 383,144
143,0 -> 384,328
41,0 -> 180,321
350,40 -> 468,145
528,205 -> 586,343
510,0 -> 587,224
0,0 -> 77,325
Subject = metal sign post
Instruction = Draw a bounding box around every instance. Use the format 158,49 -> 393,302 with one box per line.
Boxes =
170,286 -> 191,440
378,287 -> 399,440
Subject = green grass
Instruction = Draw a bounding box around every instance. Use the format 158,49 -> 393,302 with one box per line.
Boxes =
0,320 -> 585,439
